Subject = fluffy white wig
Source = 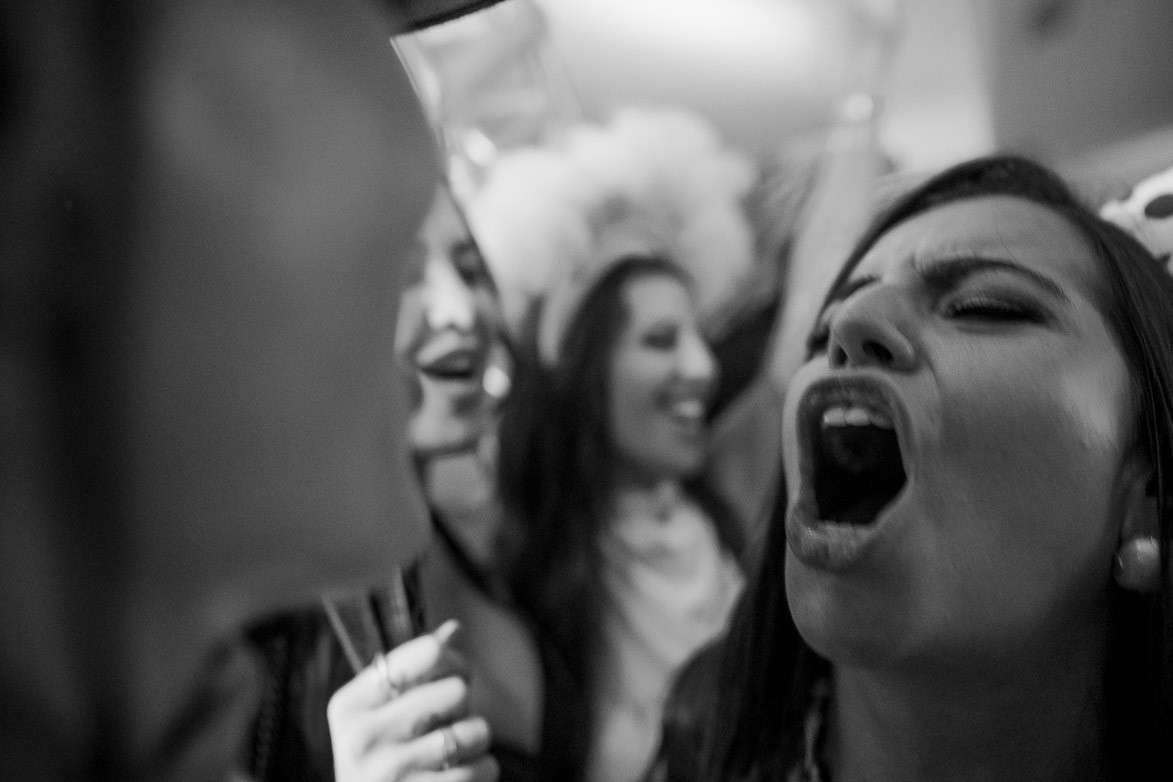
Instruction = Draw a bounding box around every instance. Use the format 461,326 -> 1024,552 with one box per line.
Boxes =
466,106 -> 756,364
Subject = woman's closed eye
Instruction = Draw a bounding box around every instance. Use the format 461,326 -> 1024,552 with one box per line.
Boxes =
922,256 -> 1060,325
941,293 -> 1045,324
804,292 -> 1043,358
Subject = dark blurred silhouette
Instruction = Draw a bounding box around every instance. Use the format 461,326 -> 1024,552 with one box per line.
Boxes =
0,1 -> 500,779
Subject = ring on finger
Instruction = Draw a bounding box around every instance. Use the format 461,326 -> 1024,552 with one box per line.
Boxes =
438,725 -> 460,770
372,653 -> 405,702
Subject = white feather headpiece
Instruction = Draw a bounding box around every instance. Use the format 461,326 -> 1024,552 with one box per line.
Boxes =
466,106 -> 756,366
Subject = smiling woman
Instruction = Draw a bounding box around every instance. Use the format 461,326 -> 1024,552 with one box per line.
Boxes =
686,155 -> 1173,782
395,184 -> 504,456
470,107 -> 756,782
498,254 -> 745,782
607,274 -> 718,482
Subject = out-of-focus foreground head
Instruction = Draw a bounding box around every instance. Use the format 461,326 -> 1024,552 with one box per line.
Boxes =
0,0 -> 476,777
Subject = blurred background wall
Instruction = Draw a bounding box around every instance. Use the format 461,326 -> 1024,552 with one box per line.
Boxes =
403,0 -> 1173,183
977,0 -> 1173,185
537,0 -> 993,171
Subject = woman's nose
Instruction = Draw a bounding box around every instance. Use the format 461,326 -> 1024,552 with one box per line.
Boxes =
678,329 -> 718,386
827,286 -> 917,371
424,258 -> 476,332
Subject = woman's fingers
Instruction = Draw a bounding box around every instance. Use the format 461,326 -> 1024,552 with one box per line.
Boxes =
326,620 -> 498,782
361,675 -> 472,749
362,716 -> 493,781
330,621 -> 467,716
438,715 -> 493,765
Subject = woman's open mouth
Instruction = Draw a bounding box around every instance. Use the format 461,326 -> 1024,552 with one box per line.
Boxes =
660,388 -> 710,434
788,376 -> 909,570
419,348 -> 481,381
415,331 -> 487,387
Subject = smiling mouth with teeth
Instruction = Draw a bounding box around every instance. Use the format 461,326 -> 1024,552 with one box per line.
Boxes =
417,344 -> 485,383
421,355 -> 477,381
809,396 -> 907,528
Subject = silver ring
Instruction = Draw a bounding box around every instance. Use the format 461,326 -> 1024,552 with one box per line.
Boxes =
372,654 -> 403,701
438,725 -> 460,770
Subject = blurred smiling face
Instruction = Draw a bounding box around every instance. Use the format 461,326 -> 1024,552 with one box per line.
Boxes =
395,187 -> 501,455
781,196 -> 1141,669
608,273 -> 717,483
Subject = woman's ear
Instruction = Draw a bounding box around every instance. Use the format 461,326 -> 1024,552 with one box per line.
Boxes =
1114,455 -> 1160,593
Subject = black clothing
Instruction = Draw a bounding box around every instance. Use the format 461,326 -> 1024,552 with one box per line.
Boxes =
245,519 -> 587,782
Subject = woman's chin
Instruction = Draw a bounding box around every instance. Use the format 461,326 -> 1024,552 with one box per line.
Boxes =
666,440 -> 708,478
409,413 -> 482,457
785,554 -> 916,668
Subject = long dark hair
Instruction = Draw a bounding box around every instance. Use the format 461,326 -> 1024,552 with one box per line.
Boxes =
702,155 -> 1173,781
498,254 -> 744,776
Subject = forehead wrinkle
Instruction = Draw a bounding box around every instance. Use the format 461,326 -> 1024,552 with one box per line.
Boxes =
989,203 -> 1107,302
991,220 -> 1063,287
834,197 -> 1092,308
988,225 -> 1071,302
876,214 -> 1084,301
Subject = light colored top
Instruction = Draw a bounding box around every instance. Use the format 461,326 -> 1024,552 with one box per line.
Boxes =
586,481 -> 744,782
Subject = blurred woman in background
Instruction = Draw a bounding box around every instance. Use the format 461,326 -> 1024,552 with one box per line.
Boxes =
470,107 -> 757,782
292,107 -> 758,782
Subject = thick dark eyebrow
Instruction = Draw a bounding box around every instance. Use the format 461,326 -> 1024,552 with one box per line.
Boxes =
820,255 -> 1071,324
915,256 -> 1069,302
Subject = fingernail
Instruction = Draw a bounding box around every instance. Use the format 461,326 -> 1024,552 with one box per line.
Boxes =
433,619 -> 460,644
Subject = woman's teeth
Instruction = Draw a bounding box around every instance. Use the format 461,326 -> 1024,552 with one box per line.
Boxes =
821,403 -> 893,430
420,350 -> 479,378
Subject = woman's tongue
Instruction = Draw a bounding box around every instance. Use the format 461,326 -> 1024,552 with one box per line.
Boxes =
815,424 -> 906,526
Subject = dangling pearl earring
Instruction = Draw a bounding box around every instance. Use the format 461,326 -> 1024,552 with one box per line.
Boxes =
1114,536 -> 1161,593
